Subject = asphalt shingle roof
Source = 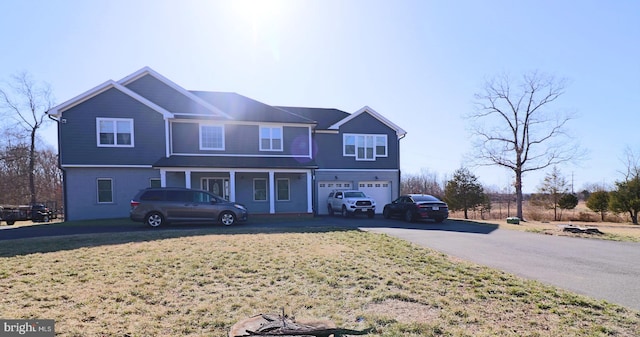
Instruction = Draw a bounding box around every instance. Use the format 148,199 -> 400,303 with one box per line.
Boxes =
190,91 -> 316,124
276,106 -> 349,129
154,155 -> 318,169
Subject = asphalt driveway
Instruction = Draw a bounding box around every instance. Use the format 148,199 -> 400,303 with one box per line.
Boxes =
360,219 -> 640,311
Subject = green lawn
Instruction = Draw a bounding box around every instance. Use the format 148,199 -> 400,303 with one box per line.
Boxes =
1,226 -> 638,336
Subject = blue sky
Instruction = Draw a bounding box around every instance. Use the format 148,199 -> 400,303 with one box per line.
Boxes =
1,0 -> 638,193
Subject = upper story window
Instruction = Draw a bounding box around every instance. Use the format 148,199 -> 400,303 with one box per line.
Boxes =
97,118 -> 134,147
343,134 -> 388,160
260,126 -> 282,151
200,124 -> 225,150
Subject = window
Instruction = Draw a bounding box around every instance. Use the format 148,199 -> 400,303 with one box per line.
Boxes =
356,135 -> 374,160
344,135 -> 356,155
260,126 -> 282,151
343,134 -> 387,160
276,178 -> 290,201
254,179 -> 267,201
200,124 -> 225,150
97,178 -> 113,203
376,135 -> 387,156
97,118 -> 133,147
150,178 -> 161,188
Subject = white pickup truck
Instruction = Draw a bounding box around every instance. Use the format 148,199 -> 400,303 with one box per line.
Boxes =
327,190 -> 376,218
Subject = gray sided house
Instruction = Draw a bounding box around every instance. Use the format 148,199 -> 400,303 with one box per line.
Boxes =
48,67 -> 406,221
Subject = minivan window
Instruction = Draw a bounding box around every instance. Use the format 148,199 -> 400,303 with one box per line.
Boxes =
194,191 -> 215,203
141,190 -> 164,201
167,190 -> 190,202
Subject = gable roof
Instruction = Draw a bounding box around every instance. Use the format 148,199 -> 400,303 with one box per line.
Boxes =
276,106 -> 349,129
119,67 -> 231,119
329,106 -> 407,138
191,91 -> 316,124
47,80 -> 172,118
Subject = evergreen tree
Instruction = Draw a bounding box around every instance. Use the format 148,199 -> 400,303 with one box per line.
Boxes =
586,191 -> 609,221
444,167 -> 485,219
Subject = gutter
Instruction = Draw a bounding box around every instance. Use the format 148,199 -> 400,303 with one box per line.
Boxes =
46,111 -> 68,221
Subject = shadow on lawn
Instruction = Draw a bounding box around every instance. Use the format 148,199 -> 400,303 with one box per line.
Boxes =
0,215 -> 497,257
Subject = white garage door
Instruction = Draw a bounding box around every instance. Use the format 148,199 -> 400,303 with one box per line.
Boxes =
358,181 -> 392,214
317,181 -> 353,215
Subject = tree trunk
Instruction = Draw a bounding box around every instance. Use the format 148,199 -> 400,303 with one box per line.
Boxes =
29,128 -> 37,205
515,171 -> 524,220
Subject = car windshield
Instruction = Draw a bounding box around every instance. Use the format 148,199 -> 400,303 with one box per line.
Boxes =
412,195 -> 440,202
344,192 -> 366,198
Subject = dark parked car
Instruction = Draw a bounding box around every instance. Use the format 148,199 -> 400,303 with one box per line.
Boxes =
383,194 -> 448,223
130,187 -> 248,227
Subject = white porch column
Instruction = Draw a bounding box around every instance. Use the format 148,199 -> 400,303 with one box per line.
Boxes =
269,171 -> 275,214
185,170 -> 192,188
229,170 -> 236,202
306,171 -> 313,213
160,170 -> 167,187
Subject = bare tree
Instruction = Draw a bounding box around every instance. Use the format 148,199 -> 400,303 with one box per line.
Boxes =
533,166 -> 570,221
467,71 -> 582,220
401,169 -> 444,197
0,72 -> 54,204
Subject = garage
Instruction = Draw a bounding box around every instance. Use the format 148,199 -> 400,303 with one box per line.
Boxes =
317,181 -> 353,215
358,181 -> 392,214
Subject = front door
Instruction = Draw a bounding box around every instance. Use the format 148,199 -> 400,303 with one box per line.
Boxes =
202,178 -> 230,200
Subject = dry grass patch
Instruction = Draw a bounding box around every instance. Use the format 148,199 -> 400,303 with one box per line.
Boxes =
1,229 -> 639,336
461,218 -> 640,242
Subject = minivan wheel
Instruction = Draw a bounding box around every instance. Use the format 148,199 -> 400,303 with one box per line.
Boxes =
145,212 -> 164,227
220,212 -> 236,226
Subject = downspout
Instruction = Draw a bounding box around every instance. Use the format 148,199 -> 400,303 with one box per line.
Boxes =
397,133 -> 406,198
47,111 -> 67,221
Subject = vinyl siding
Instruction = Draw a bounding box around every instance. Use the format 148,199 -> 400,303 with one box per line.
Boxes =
314,112 -> 400,169
59,88 -> 166,166
64,167 -> 159,221
171,122 -> 311,156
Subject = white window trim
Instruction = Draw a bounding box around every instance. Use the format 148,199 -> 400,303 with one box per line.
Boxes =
259,126 -> 283,151
276,178 -> 290,201
199,124 -> 225,150
96,118 -> 134,147
97,178 -> 113,204
253,178 -> 268,201
343,134 -> 388,160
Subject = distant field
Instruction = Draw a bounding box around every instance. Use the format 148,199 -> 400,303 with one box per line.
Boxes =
1,228 -> 638,336
450,201 -> 640,242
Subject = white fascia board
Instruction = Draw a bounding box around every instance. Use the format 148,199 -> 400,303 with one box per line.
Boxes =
47,80 -> 173,119
118,66 -> 233,120
62,164 -> 154,168
328,106 -> 407,138
47,80 -> 116,117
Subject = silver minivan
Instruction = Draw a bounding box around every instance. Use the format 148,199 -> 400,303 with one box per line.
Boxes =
130,187 -> 248,227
